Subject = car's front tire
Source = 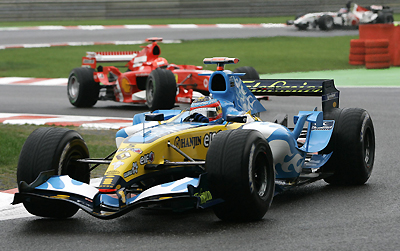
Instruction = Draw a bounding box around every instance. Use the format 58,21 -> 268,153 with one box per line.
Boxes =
206,129 -> 275,221
68,67 -> 99,107
17,127 -> 90,218
318,15 -> 334,30
145,68 -> 177,111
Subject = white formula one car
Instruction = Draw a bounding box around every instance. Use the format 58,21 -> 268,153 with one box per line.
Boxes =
287,1 -> 394,30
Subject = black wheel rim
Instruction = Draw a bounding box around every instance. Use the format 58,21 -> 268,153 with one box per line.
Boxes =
147,80 -> 154,105
363,128 -> 374,169
252,147 -> 268,197
68,76 -> 79,102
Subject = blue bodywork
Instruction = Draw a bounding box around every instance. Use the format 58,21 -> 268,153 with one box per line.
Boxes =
13,58 -> 339,219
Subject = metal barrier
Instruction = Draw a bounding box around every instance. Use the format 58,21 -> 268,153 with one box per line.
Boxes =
0,0 -> 398,22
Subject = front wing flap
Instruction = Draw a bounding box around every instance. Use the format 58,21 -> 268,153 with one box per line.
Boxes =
13,172 -> 219,219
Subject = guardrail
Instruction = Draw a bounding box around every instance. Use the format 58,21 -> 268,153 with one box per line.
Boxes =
0,0 -> 398,22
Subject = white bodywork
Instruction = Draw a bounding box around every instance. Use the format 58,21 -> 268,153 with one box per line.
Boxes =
293,3 -> 381,30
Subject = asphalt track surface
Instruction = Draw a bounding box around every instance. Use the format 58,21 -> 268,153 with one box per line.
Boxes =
0,24 -> 358,47
1,25 -> 400,250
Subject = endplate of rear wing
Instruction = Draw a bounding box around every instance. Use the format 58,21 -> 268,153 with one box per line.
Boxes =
244,79 -> 339,113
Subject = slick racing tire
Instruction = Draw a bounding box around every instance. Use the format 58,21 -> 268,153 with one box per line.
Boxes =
146,68 -> 177,111
68,67 -> 99,107
233,66 -> 259,80
322,108 -> 375,185
17,127 -> 90,218
206,129 -> 275,221
318,15 -> 334,30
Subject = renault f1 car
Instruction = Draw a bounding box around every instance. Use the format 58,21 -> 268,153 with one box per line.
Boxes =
287,1 -> 394,30
67,38 -> 259,111
14,57 -> 375,221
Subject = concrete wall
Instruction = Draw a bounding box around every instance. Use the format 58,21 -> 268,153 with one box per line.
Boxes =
0,0 -> 398,22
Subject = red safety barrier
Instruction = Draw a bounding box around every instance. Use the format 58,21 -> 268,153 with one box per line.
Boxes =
359,24 -> 400,66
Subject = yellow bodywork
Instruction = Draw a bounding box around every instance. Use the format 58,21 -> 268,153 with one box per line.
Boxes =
99,122 -> 243,189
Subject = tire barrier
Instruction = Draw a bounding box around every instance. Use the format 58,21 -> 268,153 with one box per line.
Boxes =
359,24 -> 400,67
349,39 -> 365,66
349,38 -> 391,69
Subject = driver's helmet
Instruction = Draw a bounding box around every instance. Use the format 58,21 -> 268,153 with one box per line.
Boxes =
339,7 -> 348,13
190,96 -> 223,122
153,57 -> 168,68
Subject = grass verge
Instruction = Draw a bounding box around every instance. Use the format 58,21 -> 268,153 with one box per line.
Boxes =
0,124 -> 117,190
0,36 -> 361,77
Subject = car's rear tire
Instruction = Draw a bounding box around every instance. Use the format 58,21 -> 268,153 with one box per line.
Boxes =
206,129 -> 275,221
233,66 -> 259,80
68,67 -> 99,107
322,108 -> 375,185
17,127 -> 90,218
145,68 -> 177,111
318,15 -> 334,30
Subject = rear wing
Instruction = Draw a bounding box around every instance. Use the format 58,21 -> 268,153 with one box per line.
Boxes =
85,51 -> 138,62
243,79 -> 339,113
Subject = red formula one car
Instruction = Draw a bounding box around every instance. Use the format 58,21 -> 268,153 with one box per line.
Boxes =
67,38 -> 259,110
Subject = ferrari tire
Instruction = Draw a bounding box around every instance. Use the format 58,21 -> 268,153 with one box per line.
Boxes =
206,129 -> 275,221
146,68 -> 177,111
322,108 -> 375,185
68,67 -> 99,107
233,66 -> 259,80
318,15 -> 334,30
17,127 -> 90,218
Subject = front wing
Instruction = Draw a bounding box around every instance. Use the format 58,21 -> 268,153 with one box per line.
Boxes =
13,171 -> 219,219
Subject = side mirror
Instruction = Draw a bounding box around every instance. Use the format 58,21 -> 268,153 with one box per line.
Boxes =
226,115 -> 247,123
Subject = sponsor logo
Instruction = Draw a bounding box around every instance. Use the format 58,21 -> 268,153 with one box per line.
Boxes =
140,152 -> 155,165
322,92 -> 339,102
116,152 -> 131,160
203,79 -> 209,88
194,190 -> 212,204
112,160 -> 125,170
174,136 -> 202,149
176,97 -> 192,103
203,131 -> 220,148
245,80 -> 321,93
123,162 -> 139,178
117,147 -> 143,154
82,59 -> 95,64
312,121 -> 334,131
105,170 -> 120,175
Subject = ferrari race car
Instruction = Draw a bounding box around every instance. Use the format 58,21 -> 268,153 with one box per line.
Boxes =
13,57 -> 375,221
287,1 -> 394,30
67,37 -> 259,111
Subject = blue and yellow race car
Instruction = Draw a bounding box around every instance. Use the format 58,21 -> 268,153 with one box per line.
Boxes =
13,57 -> 375,221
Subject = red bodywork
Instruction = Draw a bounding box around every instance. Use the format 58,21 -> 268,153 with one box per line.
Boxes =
81,38 -> 212,104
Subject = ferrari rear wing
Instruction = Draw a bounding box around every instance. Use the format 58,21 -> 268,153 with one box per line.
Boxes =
85,51 -> 138,62
243,79 -> 339,113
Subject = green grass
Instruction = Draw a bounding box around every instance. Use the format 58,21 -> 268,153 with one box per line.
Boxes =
0,36 -> 362,77
0,124 -> 117,190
